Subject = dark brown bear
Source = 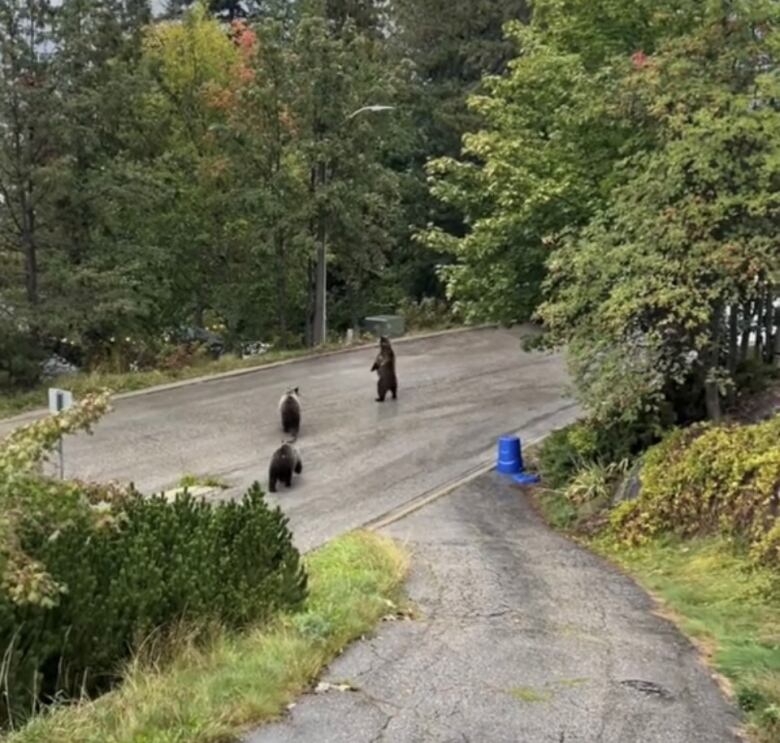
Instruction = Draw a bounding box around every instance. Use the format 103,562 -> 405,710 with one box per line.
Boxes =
268,441 -> 302,493
278,387 -> 301,439
370,336 -> 398,402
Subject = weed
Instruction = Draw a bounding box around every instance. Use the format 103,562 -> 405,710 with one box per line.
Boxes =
178,474 -> 228,490
508,686 -> 552,703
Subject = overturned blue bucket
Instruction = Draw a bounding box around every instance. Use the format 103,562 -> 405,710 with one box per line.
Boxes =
497,435 -> 523,474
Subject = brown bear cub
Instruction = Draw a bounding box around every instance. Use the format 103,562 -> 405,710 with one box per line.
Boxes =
278,387 -> 301,438
370,336 -> 398,402
268,441 -> 302,493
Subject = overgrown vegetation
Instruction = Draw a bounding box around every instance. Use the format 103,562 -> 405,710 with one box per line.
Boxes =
4,531 -> 408,743
611,416 -> 780,566
0,0 -> 516,391
0,398 -> 306,728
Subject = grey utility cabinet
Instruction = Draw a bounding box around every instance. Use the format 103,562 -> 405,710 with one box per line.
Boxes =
363,315 -> 405,338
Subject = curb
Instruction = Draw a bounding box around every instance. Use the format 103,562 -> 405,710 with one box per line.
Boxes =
1,324 -> 498,427
362,433 -> 548,532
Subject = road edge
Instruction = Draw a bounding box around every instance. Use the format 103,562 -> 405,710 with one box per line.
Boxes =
1,324 -> 499,427
362,433 -> 548,533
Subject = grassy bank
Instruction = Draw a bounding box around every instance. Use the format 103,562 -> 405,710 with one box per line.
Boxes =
0,324 -> 474,421
3,530 -> 409,743
0,345 -> 343,420
595,537 -> 780,743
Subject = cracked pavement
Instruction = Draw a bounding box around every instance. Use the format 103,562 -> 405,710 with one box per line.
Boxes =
245,474 -> 742,743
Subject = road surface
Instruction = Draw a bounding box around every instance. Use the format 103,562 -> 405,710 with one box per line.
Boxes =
247,473 -> 742,743
1,327 -> 578,551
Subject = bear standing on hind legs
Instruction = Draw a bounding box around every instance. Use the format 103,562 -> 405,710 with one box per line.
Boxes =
370,336 -> 398,402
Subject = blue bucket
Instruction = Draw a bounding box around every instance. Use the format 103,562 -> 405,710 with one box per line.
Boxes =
496,435 -> 523,474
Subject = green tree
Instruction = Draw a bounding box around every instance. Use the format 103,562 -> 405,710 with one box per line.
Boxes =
539,3 -> 780,423
0,0 -> 56,309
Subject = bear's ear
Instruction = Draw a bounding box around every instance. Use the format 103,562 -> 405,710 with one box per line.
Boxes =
294,386 -> 299,394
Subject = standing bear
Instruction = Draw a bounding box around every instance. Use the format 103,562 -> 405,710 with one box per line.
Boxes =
370,336 -> 398,402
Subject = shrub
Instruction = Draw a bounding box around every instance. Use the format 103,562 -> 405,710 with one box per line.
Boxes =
610,415 -> 780,565
397,297 -> 460,330
0,398 -> 307,727
0,484 -> 306,724
538,417 -> 662,490
565,460 -> 628,506
0,321 -> 45,389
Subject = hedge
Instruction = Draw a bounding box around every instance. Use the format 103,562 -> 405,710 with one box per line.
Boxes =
610,414 -> 780,565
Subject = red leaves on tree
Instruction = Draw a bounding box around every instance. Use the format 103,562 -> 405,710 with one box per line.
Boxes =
631,51 -> 649,69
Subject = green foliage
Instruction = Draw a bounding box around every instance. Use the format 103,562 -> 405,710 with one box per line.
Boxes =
2,0 -> 471,382
537,419 -> 652,489
537,426 -> 590,490
2,531 -> 407,743
397,297 -> 461,331
0,397 -> 306,727
1,482 -> 306,727
610,415 -> 780,566
565,460 -> 627,506
427,0 -> 780,428
0,318 -> 45,390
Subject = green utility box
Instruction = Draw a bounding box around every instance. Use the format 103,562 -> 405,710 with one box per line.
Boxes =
363,315 -> 406,338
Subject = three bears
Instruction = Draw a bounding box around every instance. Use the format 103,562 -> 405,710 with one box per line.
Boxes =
268,335 -> 399,493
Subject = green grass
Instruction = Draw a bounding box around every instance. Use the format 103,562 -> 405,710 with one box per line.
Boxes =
0,325 -> 474,421
178,474 -> 228,490
594,536 -> 780,742
534,489 -> 579,530
3,530 -> 409,743
0,346 -> 346,420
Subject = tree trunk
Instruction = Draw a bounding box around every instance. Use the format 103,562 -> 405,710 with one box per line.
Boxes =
753,291 -> 765,361
739,299 -> 752,362
275,232 -> 288,346
705,302 -> 724,421
22,225 -> 38,305
304,258 -> 315,347
773,298 -> 780,369
762,286 -> 774,364
726,304 -> 738,405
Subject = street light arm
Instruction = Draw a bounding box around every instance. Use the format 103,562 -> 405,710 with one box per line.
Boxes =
345,105 -> 396,121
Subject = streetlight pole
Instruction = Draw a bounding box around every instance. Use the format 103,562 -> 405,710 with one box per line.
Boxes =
312,104 -> 395,346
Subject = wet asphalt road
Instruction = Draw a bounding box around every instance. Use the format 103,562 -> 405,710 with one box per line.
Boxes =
246,473 -> 742,743
1,327 -> 578,552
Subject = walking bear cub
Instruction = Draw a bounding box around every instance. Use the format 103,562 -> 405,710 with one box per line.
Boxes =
268,442 -> 302,492
278,387 -> 301,438
370,336 -> 398,402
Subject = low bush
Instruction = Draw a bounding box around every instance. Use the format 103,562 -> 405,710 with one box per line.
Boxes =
610,415 -> 780,565
0,399 -> 306,727
538,417 -> 662,490
397,297 -> 460,331
0,321 -> 45,389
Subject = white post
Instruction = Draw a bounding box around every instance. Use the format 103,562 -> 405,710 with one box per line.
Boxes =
48,388 -> 73,480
